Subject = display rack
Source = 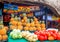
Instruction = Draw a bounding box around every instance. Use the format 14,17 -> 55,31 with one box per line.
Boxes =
1,1 -> 60,42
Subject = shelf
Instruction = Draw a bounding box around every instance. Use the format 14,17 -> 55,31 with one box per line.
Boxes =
8,36 -> 60,42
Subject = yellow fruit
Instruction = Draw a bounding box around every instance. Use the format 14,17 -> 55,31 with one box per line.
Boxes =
34,17 -> 38,21
35,21 -> 39,24
29,27 -> 33,31
41,28 -> 46,30
21,20 -> 25,23
30,22 -> 35,27
10,18 -> 14,21
11,21 -> 17,26
10,25 -> 17,30
22,23 -> 26,26
33,27 -> 36,31
23,16 -> 27,20
17,22 -> 22,26
24,27 -> 29,31
18,26 -> 23,30
4,26 -> 8,31
37,27 -> 41,31
26,23 -> 30,27
35,23 -> 40,27
41,24 -> 45,28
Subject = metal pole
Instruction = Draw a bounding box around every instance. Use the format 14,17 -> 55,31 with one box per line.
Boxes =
45,7 -> 47,29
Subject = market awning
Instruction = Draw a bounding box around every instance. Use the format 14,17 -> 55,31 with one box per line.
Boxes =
1,0 -> 60,17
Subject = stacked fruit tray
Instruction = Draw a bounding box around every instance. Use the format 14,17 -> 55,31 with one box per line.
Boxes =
9,13 -> 46,31
0,15 -> 8,42
8,29 -> 60,42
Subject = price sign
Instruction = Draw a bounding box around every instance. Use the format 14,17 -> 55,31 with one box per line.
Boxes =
4,4 -> 18,10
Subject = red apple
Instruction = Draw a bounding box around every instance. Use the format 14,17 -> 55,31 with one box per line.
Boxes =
57,35 -> 60,40
57,33 -> 60,40
34,31 -> 40,35
38,35 -> 45,41
52,33 -> 57,39
44,36 -> 47,40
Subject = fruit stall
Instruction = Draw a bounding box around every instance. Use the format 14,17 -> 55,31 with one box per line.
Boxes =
0,1 -> 60,42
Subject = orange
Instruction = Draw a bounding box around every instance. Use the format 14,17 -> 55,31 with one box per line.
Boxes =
11,21 -> 17,26
17,22 -> 22,26
2,35 -> 8,40
18,26 -> 23,30
24,27 -> 29,31
41,24 -> 45,28
23,16 -> 27,20
0,28 -> 6,35
22,23 -> 26,26
4,26 -> 8,31
10,18 -> 14,21
21,19 -> 25,23
35,23 -> 40,27
41,28 -> 46,30
0,35 -> 2,40
26,23 -> 30,27
29,27 -> 33,31
34,17 -> 38,21
33,27 -> 36,31
30,22 -> 35,27
10,25 -> 17,30
37,27 -> 41,31
48,36 -> 54,40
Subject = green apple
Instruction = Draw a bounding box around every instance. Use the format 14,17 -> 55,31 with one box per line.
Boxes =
12,34 -> 18,39
18,34 -> 22,39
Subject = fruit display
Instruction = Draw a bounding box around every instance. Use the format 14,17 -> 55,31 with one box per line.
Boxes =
34,30 -> 60,41
10,29 -> 60,41
10,29 -> 22,39
0,15 -> 8,41
10,29 -> 38,42
26,33 -> 38,42
2,35 -> 8,41
9,13 -> 46,31
3,3 -> 60,42
21,30 -> 38,42
0,25 -> 8,41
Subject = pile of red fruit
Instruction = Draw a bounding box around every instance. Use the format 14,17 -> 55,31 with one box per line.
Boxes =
34,30 -> 60,41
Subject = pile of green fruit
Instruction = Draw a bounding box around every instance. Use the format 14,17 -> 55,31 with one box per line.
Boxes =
10,29 -> 38,42
10,29 -> 22,39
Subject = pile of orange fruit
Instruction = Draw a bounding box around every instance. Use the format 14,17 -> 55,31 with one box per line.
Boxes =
0,25 -> 8,41
9,15 -> 46,31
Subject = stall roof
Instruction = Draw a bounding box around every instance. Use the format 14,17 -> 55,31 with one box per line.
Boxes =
2,0 -> 60,17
